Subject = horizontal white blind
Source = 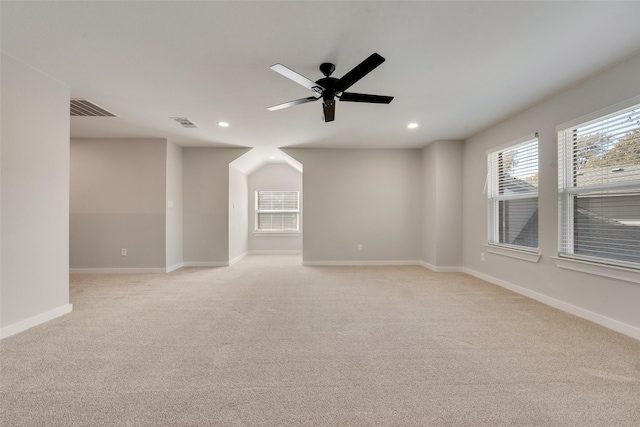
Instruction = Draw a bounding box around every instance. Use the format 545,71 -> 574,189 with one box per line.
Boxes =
488,138 -> 539,198
558,103 -> 640,265
258,213 -> 298,231
487,136 -> 539,249
257,191 -> 299,211
256,191 -> 299,232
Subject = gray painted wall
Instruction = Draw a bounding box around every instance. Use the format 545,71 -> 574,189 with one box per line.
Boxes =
1,53 -> 71,332
70,138 -> 167,270
422,143 -> 437,265
229,165 -> 249,262
463,51 -> 640,334
248,163 -> 303,253
422,141 -> 463,269
284,149 -> 422,263
183,147 -> 249,264
166,141 -> 183,270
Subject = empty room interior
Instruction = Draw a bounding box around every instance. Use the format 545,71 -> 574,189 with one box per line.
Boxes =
2,1 -> 640,425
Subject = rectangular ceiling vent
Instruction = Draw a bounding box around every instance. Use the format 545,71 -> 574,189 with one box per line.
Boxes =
171,117 -> 198,128
70,99 -> 118,117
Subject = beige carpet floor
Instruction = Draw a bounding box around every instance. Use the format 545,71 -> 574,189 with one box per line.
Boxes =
1,255 -> 639,426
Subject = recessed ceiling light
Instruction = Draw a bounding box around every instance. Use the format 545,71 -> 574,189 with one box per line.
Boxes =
218,121 -> 229,127
407,123 -> 419,129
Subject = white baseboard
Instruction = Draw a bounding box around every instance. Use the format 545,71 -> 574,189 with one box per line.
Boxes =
462,267 -> 640,342
302,260 -> 422,267
1,304 -> 73,340
301,259 -> 463,271
166,262 -> 184,273
182,261 -> 229,268
70,268 -> 166,274
248,250 -> 302,255
419,261 -> 464,273
229,252 -> 248,266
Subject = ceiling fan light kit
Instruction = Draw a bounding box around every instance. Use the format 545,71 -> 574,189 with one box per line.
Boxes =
268,53 -> 394,122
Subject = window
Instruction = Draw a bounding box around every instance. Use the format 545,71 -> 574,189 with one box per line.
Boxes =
558,102 -> 640,267
255,190 -> 300,232
487,134 -> 539,250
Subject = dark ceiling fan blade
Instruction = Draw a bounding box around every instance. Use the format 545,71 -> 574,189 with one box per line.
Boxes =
340,92 -> 394,104
270,64 -> 325,94
322,100 -> 335,122
267,96 -> 319,111
336,53 -> 386,92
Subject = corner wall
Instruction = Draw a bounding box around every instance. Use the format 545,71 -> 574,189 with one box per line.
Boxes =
422,140 -> 463,271
182,147 -> 249,266
1,53 -> 72,338
462,51 -> 640,339
166,141 -> 183,271
229,165 -> 248,263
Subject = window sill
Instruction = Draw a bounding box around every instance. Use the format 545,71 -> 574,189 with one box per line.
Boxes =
253,232 -> 300,237
552,256 -> 640,285
484,244 -> 541,263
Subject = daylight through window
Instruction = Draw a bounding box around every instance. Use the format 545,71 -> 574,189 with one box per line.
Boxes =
487,135 -> 539,250
255,190 -> 300,232
558,103 -> 640,267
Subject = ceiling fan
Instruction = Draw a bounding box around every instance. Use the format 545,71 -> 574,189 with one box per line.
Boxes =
267,53 -> 394,122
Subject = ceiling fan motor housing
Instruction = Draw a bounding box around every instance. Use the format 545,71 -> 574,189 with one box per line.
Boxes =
319,62 -> 335,77
318,63 -> 339,102
268,53 -> 392,122
316,77 -> 340,101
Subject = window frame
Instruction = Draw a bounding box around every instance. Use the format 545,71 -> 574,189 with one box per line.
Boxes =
486,133 -> 540,253
254,189 -> 300,234
557,97 -> 640,270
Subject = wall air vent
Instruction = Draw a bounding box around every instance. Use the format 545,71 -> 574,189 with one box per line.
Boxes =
170,117 -> 198,128
70,99 -> 118,117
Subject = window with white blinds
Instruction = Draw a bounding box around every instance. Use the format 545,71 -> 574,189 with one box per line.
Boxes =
255,190 -> 300,232
558,103 -> 640,267
487,135 -> 539,250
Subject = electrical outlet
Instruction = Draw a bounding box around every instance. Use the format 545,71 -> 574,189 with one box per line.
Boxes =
480,252 -> 485,262
357,244 -> 363,251
121,248 -> 127,257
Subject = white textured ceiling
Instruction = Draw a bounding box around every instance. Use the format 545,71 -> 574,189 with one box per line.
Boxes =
3,1 -> 640,172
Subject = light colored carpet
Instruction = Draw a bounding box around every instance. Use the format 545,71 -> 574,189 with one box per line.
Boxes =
1,255 -> 639,426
